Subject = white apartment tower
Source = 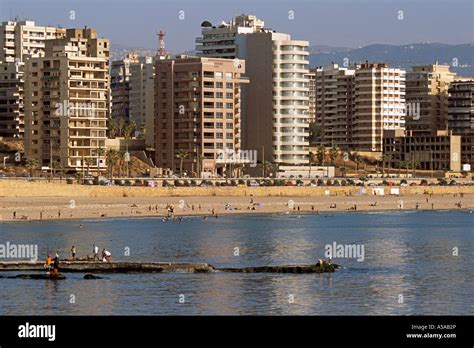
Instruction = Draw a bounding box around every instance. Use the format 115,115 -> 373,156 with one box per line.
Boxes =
196,15 -> 310,166
196,14 -> 264,58
353,62 -> 406,152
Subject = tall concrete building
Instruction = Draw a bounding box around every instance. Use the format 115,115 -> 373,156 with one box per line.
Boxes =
405,64 -> 456,135
448,79 -> 474,166
0,61 -> 24,137
0,20 -> 65,63
196,14 -> 264,58
154,56 -> 247,176
315,63 -> 355,148
306,69 -> 317,122
353,62 -> 406,152
0,20 -> 65,138
24,28 -> 109,173
129,56 -> 155,147
111,52 -> 138,121
197,15 -> 310,168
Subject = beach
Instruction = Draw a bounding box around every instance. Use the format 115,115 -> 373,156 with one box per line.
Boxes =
1,192 -> 472,222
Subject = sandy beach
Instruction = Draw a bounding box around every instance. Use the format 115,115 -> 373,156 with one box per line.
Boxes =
1,193 -> 473,222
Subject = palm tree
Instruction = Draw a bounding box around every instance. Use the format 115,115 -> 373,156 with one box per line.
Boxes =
382,153 -> 391,178
308,151 -> 317,178
176,150 -> 189,177
354,154 -> 364,172
106,149 -> 119,179
317,146 -> 325,166
123,121 -> 138,139
97,146 -> 105,178
84,157 -> 96,177
25,159 -> 39,177
52,161 -> 66,181
329,146 -> 339,166
233,163 -> 244,178
259,160 -> 273,178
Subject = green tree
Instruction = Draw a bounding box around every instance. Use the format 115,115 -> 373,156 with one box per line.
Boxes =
308,121 -> 322,144
329,146 -> 339,165
259,160 -> 273,178
317,146 -> 325,166
25,158 -> 39,177
176,150 -> 189,177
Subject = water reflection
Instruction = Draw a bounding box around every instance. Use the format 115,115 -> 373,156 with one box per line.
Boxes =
0,211 -> 472,315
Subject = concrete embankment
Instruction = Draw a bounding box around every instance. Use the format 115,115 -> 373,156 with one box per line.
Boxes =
1,179 -> 473,197
0,261 -> 338,274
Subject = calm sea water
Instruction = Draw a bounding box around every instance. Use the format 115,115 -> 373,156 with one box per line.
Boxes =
0,211 -> 472,315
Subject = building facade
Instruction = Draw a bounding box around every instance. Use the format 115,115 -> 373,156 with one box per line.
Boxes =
353,62 -> 406,152
154,56 -> 247,176
0,61 -> 24,137
195,14 -> 264,58
383,129 -> 461,172
197,14 -> 310,168
24,28 -> 109,173
448,79 -> 474,166
0,20 -> 65,63
315,63 -> 355,149
111,52 -> 138,121
129,56 -> 155,147
0,20 -> 65,138
405,64 -> 456,135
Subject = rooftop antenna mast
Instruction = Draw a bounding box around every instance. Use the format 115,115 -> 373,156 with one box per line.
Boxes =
157,30 -> 166,57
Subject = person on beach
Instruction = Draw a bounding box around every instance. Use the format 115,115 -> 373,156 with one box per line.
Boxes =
102,249 -> 111,262
71,246 -> 76,260
93,244 -> 99,260
13,211 -> 16,219
58,210 -> 61,219
44,254 -> 52,274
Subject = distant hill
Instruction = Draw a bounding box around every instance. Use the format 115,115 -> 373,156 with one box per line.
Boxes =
110,42 -> 474,76
309,43 -> 474,76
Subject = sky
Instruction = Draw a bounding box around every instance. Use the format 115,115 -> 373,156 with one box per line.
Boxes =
1,0 -> 473,52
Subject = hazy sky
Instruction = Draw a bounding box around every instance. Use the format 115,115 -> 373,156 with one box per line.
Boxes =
1,0 -> 473,51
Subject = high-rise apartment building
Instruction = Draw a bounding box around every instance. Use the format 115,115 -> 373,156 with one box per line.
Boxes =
0,61 -> 24,137
353,62 -> 405,152
196,14 -> 264,58
405,64 -> 456,135
129,56 -> 155,147
111,52 -> 138,121
154,56 -> 247,176
0,20 -> 65,138
315,63 -> 355,148
306,68 -> 317,122
197,15 -> 310,168
24,28 -> 109,173
448,79 -> 474,166
0,20 -> 66,63
240,32 -> 310,166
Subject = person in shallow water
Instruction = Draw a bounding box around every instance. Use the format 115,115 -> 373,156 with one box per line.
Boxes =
44,254 -> 52,275
50,254 -> 60,277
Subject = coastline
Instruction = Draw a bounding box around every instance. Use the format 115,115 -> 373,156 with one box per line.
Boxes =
1,193 -> 472,222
